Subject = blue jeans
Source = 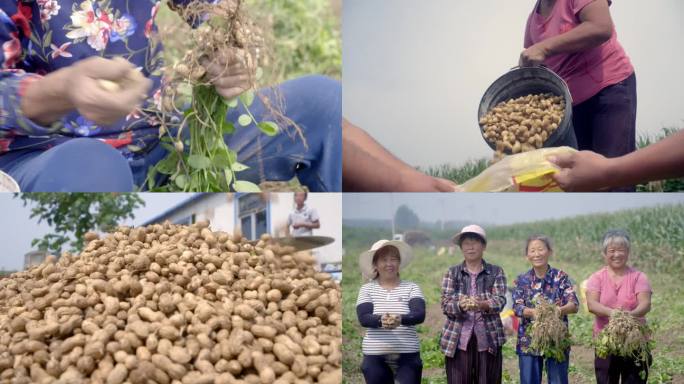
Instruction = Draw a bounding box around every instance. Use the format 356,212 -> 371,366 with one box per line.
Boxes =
519,352 -> 570,384
0,75 -> 341,192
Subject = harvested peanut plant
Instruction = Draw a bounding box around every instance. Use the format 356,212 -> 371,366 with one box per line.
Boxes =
595,309 -> 653,371
147,0 -> 282,192
524,296 -> 572,362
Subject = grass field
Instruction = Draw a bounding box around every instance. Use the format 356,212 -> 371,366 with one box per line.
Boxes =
342,204 -> 684,383
157,0 -> 341,85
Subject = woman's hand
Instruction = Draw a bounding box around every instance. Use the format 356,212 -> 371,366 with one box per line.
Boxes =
22,57 -> 152,126
476,299 -> 491,312
381,313 -> 401,329
202,48 -> 254,100
548,151 -> 613,191
66,57 -> 152,125
398,170 -> 461,192
523,307 -> 537,319
458,295 -> 479,312
519,0 -> 613,68
519,43 -> 550,67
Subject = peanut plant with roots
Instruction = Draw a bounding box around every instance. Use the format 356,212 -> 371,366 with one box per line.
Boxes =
147,0 -> 287,192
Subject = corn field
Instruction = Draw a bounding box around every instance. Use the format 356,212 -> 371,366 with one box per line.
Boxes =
487,203 -> 684,273
343,203 -> 684,383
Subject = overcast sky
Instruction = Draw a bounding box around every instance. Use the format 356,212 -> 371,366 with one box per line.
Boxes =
343,193 -> 684,224
0,193 -> 193,271
343,0 -> 684,167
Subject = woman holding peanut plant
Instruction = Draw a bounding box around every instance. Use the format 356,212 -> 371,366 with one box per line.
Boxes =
586,230 -> 652,383
0,0 -> 341,192
356,239 -> 426,384
440,225 -> 507,383
512,235 -> 579,384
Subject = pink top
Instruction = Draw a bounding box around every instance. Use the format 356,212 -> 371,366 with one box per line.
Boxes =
585,266 -> 652,336
524,0 -> 634,105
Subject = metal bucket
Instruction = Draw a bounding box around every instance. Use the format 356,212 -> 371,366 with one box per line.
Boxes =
0,170 -> 20,192
478,66 -> 577,150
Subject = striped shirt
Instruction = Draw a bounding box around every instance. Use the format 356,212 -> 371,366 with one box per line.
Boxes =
356,280 -> 425,355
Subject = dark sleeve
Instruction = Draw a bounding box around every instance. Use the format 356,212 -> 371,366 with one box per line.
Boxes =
357,302 -> 382,328
168,0 -> 211,9
401,297 -> 426,326
0,9 -> 59,136
167,0 -> 219,27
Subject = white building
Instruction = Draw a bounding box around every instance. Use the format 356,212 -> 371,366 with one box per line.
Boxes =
24,250 -> 49,269
142,193 -> 342,270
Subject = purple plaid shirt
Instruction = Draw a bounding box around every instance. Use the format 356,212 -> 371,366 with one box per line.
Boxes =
458,271 -> 489,352
440,260 -> 507,357
512,266 -> 579,355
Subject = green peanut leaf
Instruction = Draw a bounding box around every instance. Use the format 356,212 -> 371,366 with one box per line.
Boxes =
238,114 -> 252,126
224,170 -> 233,187
188,154 -> 212,170
221,121 -> 235,134
231,162 -> 249,172
258,121 -> 279,136
225,98 -> 239,108
239,90 -> 255,107
175,175 -> 188,189
233,180 -> 261,192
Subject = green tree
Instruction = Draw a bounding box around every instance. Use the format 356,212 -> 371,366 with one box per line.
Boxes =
16,193 -> 145,254
394,204 -> 420,232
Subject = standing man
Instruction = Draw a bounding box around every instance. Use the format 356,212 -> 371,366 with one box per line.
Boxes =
287,192 -> 320,236
440,225 -> 507,383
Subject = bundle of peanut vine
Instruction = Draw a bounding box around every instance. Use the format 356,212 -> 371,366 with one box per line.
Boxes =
595,310 -> 653,367
524,296 -> 572,362
146,0 -> 280,192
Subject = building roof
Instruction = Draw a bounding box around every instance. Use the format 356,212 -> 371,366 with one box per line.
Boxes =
142,193 -> 208,225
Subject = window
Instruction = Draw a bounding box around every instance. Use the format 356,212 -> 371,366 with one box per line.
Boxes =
237,194 -> 268,240
241,215 -> 253,240
174,214 -> 195,226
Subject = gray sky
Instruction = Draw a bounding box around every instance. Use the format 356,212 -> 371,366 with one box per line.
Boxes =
0,193 -> 193,271
343,0 -> 684,167
343,193 -> 684,224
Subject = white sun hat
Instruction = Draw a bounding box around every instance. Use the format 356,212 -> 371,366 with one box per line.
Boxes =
359,239 -> 413,279
452,224 -> 487,246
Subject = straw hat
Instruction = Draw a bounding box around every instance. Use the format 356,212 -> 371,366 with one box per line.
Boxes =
359,239 -> 413,279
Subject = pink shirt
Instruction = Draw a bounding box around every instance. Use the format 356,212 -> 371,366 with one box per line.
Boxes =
585,266 -> 652,336
524,0 -> 634,105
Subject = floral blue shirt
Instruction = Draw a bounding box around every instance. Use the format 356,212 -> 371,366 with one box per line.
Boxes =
0,0 -> 197,158
511,265 -> 579,355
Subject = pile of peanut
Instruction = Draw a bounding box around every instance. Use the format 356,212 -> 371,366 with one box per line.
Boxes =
459,296 -> 479,312
380,314 -> 400,329
479,93 -> 565,162
0,220 -> 341,384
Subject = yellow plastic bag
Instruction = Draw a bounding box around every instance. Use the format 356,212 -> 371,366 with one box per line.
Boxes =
461,147 -> 576,192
